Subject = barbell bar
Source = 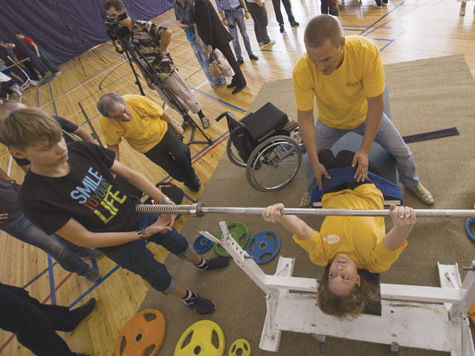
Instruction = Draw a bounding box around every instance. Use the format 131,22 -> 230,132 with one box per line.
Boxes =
135,203 -> 475,218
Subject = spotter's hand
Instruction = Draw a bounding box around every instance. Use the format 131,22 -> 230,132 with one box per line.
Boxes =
352,150 -> 369,183
262,203 -> 285,223
312,162 -> 331,190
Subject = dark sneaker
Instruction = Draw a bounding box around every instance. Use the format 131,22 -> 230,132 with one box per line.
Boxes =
232,84 -> 246,94
237,58 -> 244,65
185,175 -> 201,192
83,268 -> 101,282
279,24 -> 285,33
70,298 -> 96,329
375,0 -> 382,7
184,294 -> 216,315
199,256 -> 230,270
290,21 -> 300,28
382,0 -> 388,4
249,54 -> 259,60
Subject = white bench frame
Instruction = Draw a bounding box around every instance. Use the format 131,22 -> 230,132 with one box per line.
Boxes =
201,222 -> 475,355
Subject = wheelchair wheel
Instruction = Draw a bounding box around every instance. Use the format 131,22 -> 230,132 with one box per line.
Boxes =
227,139 -> 247,167
246,135 -> 301,192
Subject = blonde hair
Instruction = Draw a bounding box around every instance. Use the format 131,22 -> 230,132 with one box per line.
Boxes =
0,108 -> 62,150
317,266 -> 379,318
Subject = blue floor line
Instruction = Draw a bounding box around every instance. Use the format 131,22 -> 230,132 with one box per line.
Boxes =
47,255 -> 56,305
193,88 -> 247,113
68,265 -> 121,308
360,1 -> 406,36
100,47 -> 127,60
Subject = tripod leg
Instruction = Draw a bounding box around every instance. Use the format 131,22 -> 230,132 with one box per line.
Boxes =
183,114 -> 213,146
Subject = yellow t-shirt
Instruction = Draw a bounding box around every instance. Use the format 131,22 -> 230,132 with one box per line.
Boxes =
100,94 -> 168,153
293,35 -> 385,130
293,184 -> 407,273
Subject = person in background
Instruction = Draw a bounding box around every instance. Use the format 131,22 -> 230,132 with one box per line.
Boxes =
215,0 -> 259,65
245,0 -> 275,48
173,0 -> 226,89
15,33 -> 61,76
191,0 -> 248,94
459,0 -> 474,15
271,0 -> 299,34
104,0 -> 211,129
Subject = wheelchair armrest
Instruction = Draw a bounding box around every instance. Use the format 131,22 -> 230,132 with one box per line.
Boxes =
216,112 -> 235,122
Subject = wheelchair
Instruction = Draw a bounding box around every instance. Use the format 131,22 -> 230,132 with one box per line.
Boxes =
216,102 -> 303,192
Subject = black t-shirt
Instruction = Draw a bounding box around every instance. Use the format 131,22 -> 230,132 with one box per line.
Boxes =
19,141 -> 140,235
0,180 -> 22,224
13,116 -> 80,167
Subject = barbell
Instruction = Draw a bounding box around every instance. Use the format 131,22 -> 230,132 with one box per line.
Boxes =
135,203 -> 475,218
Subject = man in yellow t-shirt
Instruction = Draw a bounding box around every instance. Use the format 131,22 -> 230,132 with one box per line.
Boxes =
97,93 -> 201,192
293,15 -> 433,206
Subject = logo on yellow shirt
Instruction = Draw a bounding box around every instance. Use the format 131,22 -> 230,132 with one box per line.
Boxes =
345,81 -> 361,88
323,234 -> 340,244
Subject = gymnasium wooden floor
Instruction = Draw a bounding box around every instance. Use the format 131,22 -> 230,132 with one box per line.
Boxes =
1,0 -> 474,354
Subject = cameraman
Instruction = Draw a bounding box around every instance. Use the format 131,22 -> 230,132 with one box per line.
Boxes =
103,0 -> 211,130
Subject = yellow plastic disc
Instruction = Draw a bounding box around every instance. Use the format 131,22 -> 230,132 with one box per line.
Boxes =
174,320 -> 225,356
228,338 -> 251,356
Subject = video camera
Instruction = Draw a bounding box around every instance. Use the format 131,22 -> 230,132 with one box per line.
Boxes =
104,12 -> 131,42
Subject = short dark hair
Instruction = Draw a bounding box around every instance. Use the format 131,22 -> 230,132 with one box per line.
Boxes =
103,0 -> 125,11
304,15 -> 343,48
317,265 -> 379,319
96,92 -> 126,117
0,108 -> 62,150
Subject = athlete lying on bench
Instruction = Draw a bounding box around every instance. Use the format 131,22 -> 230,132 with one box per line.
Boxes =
262,150 -> 417,318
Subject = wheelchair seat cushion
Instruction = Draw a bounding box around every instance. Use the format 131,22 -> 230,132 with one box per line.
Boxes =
241,102 -> 289,142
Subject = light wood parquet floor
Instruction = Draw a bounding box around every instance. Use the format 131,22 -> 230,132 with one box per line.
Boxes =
1,0 -> 474,354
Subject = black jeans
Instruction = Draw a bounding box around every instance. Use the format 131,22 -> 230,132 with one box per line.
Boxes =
246,2 -> 270,44
217,42 -> 246,87
0,283 -> 76,356
271,0 -> 295,25
144,124 -> 197,185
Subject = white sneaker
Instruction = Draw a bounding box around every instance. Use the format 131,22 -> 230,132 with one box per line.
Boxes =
459,7 -> 465,16
200,116 -> 210,129
260,40 -> 276,49
408,183 -> 434,205
30,80 -> 39,86
54,71 -> 62,76
0,98 -> 3,105
11,84 -> 23,97
299,192 -> 311,208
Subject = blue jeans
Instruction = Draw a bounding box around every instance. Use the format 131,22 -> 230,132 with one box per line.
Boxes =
304,88 -> 418,193
189,37 -> 226,88
225,9 -> 254,61
98,215 -> 193,294
1,215 -> 93,276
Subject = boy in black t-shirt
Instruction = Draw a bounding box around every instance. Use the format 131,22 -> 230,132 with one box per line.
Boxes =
0,108 -> 229,316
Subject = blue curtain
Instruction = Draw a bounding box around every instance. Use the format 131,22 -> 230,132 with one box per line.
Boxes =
0,0 -> 174,65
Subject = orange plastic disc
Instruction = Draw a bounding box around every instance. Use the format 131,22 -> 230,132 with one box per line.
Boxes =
115,308 -> 166,356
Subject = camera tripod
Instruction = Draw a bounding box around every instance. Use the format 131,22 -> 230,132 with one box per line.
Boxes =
124,42 -> 212,146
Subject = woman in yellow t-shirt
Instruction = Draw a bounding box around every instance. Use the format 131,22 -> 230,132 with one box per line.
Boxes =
262,151 -> 417,318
